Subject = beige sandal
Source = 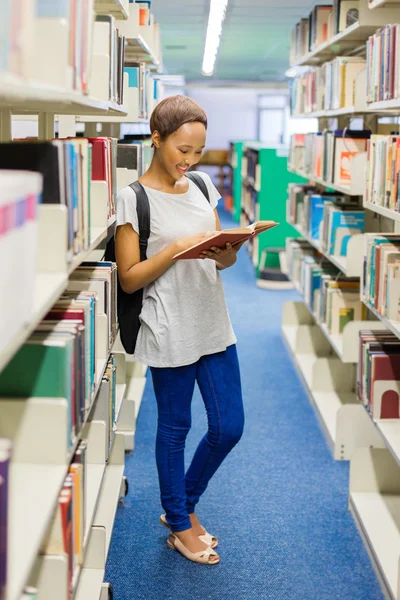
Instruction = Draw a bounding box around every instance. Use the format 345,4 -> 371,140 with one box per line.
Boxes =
167,532 -> 220,565
160,514 -> 218,549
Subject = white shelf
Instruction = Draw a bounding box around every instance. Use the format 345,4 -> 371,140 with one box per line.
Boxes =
0,273 -> 67,374
349,447 -> 400,600
351,492 -> 400,600
362,301 -> 400,340
364,202 -> 400,222
0,73 -> 128,116
290,221 -> 364,278
115,383 -> 126,423
376,421 -> 400,469
94,0 -> 129,19
368,98 -> 400,112
74,568 -> 105,600
126,376 -> 147,420
7,464 -> 68,600
288,157 -> 366,196
369,0 -> 400,6
125,35 -> 160,69
281,301 -> 383,460
84,464 -> 107,547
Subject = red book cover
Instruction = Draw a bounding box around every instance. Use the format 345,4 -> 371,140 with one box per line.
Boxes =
173,221 -> 278,260
371,353 -> 400,418
87,138 -> 108,181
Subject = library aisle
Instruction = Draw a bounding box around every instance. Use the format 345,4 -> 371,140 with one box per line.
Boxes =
105,209 -> 384,600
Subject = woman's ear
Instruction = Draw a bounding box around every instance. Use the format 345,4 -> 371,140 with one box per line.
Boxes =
152,130 -> 161,149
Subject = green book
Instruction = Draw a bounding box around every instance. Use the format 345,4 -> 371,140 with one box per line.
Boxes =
0,337 -> 74,447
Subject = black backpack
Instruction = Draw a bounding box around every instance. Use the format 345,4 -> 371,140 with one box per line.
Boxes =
105,171 -> 210,354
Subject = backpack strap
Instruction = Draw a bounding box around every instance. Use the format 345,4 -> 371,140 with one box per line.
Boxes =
129,181 -> 150,261
185,171 -> 210,203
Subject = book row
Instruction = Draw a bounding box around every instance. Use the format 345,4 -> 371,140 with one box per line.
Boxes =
290,1 -> 360,66
366,24 -> 400,104
0,171 -> 42,355
358,329 -> 400,420
366,133 -> 400,212
0,261 -> 117,450
287,184 -> 364,257
0,1 -> 162,104
362,234 -> 400,320
289,130 -> 369,187
0,347 -> 119,600
289,57 -> 366,115
0,0 -> 95,91
286,237 -> 365,335
124,62 -> 163,121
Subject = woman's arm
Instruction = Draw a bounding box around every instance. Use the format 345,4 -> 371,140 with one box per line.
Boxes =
115,224 -> 212,294
200,209 -> 243,271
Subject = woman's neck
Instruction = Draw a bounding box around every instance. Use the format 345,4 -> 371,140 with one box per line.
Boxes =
140,154 -> 187,193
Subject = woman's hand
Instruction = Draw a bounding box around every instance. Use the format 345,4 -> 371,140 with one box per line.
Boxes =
174,231 -> 215,253
200,242 -> 238,270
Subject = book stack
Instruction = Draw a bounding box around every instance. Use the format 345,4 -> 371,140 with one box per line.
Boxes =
120,1 -> 162,64
317,277 -> 365,333
362,234 -> 400,319
322,57 -> 366,110
0,141 -> 93,259
291,130 -> 369,185
32,0 -> 95,92
366,25 -> 400,103
288,134 -> 307,172
286,238 -> 317,289
366,133 -> 400,211
309,5 -> 333,52
289,2 -> 359,65
95,15 -> 125,105
358,330 -> 400,419
87,137 -> 118,220
0,439 -> 11,600
69,261 -> 118,352
41,439 -> 88,598
290,18 -> 310,66
0,170 -> 42,355
320,203 -> 365,255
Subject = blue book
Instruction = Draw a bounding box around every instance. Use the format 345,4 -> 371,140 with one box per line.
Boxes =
309,195 -> 339,241
328,209 -> 365,255
124,67 -> 139,88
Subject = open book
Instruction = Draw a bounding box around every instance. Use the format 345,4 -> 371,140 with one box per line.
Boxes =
173,220 -> 279,260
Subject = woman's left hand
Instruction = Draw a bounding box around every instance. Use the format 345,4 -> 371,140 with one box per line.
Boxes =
200,243 -> 237,270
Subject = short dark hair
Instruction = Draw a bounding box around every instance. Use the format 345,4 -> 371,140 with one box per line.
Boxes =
150,95 -> 207,141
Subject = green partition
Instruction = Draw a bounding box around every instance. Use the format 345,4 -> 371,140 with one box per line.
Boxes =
246,144 -> 305,272
231,141 -> 244,223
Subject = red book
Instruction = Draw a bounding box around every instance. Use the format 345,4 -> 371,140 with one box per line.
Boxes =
173,221 -> 278,260
88,138 -> 108,181
371,353 -> 400,419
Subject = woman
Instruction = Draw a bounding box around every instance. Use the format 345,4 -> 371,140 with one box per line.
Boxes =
115,95 -> 244,565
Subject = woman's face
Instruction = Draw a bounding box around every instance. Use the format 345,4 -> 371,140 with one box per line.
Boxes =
156,121 -> 206,181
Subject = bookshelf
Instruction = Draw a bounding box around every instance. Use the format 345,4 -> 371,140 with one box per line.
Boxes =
286,1 -> 400,595
0,3 -> 156,599
281,302 -> 384,460
293,3 -> 400,68
241,144 -> 302,273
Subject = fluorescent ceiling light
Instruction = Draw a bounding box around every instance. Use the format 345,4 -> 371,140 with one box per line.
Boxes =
202,0 -> 228,76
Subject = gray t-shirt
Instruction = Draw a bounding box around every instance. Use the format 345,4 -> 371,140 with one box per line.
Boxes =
115,171 -> 237,368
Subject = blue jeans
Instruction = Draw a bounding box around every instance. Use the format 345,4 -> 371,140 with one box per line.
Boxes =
150,344 -> 244,533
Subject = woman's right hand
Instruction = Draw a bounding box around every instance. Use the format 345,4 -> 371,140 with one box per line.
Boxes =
174,231 -> 215,253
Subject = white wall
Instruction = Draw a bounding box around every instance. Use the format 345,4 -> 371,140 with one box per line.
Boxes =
186,87 -> 259,149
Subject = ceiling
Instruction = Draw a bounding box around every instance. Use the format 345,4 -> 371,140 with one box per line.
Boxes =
151,0 -> 316,83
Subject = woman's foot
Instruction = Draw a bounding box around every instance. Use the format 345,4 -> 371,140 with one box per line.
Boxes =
188,512 -> 208,537
172,528 -> 220,564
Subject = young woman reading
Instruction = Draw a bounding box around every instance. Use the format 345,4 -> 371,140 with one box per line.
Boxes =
115,95 -> 245,566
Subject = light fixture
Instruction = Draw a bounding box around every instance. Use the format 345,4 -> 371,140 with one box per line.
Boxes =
284,68 -> 298,78
202,0 -> 228,76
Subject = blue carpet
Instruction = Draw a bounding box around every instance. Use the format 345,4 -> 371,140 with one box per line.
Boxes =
105,209 -> 384,600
